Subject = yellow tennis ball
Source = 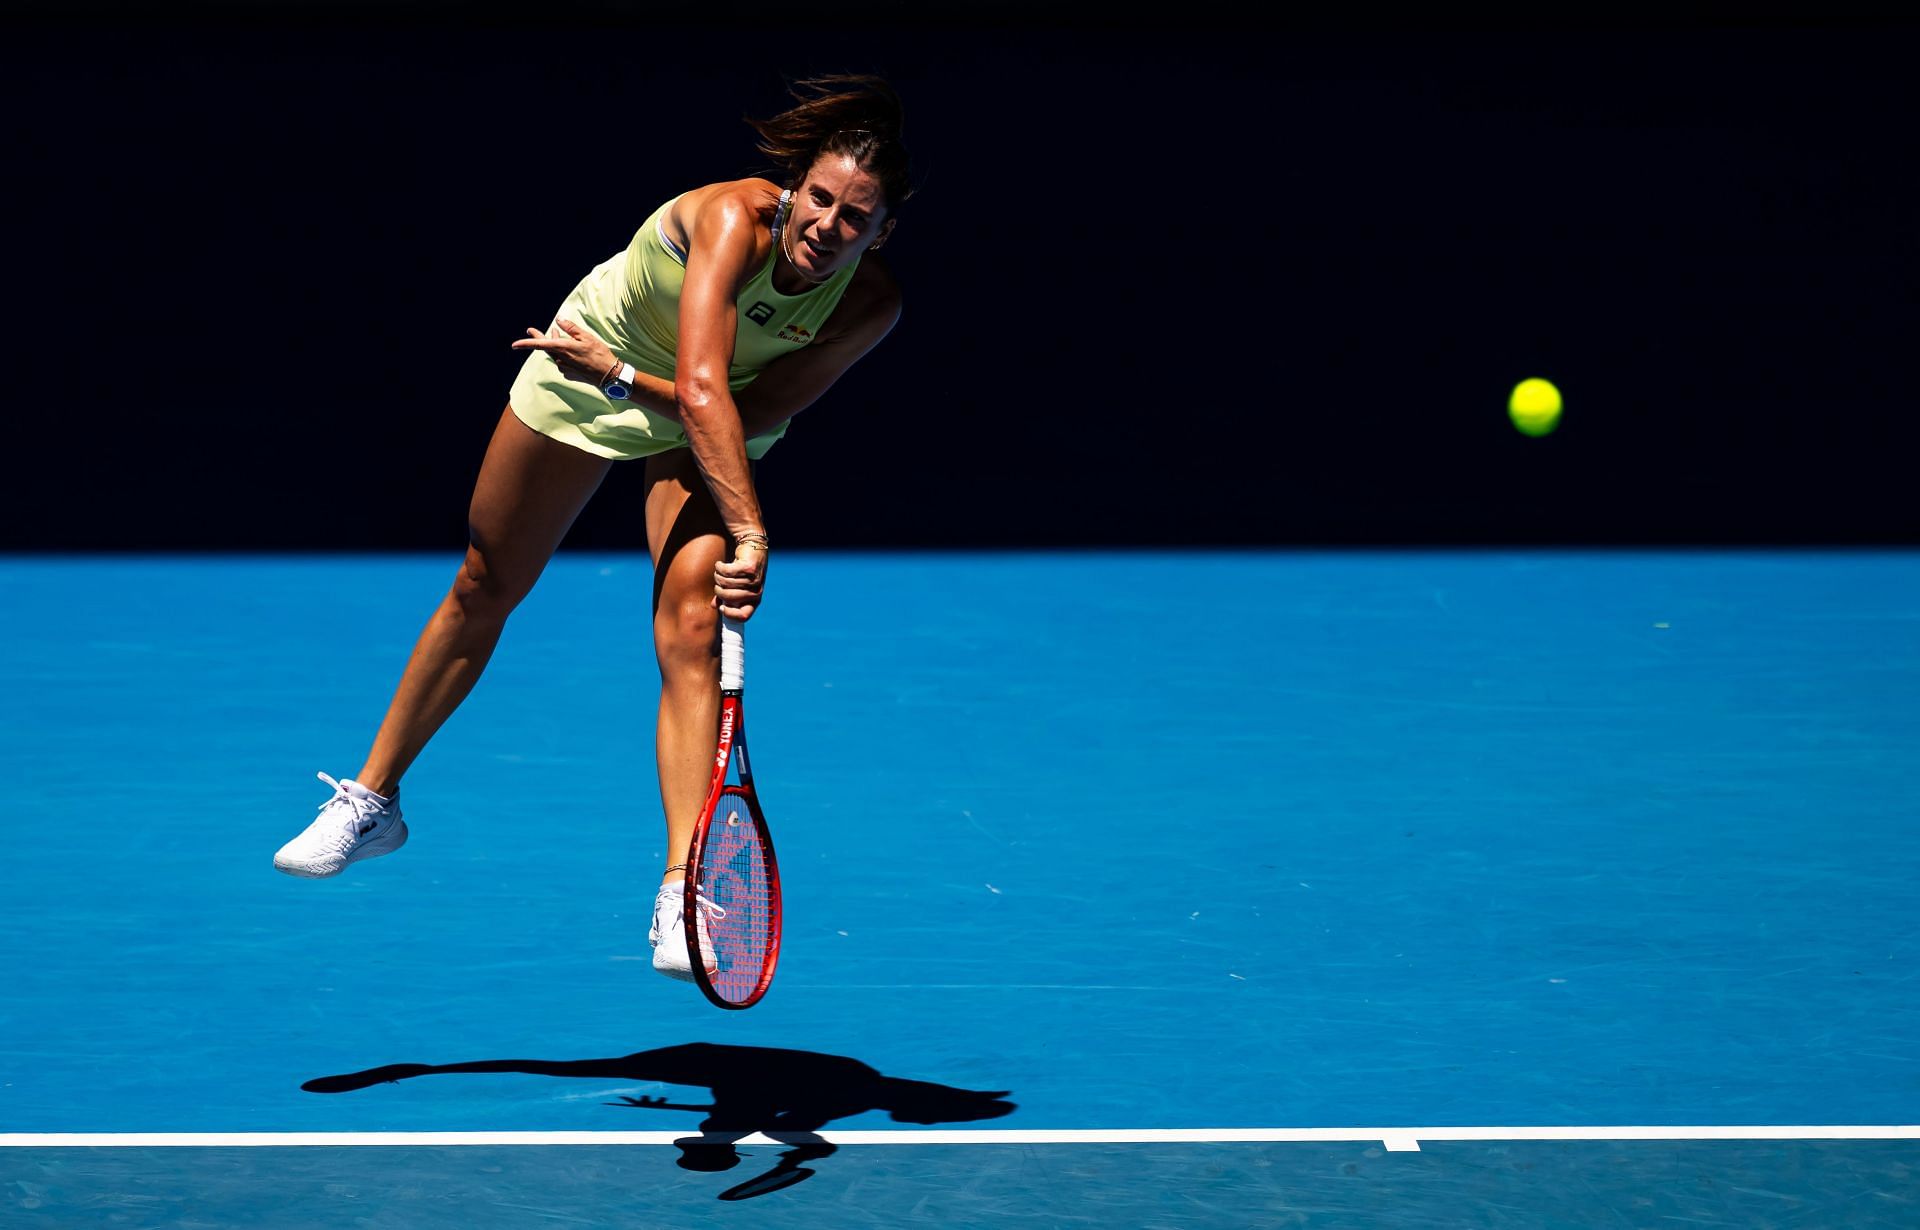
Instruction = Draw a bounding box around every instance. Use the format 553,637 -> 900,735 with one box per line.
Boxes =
1508,378 -> 1562,437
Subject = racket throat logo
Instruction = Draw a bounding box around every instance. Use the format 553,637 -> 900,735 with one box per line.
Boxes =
714,708 -> 736,770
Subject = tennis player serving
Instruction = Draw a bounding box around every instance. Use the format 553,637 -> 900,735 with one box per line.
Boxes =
272,74 -> 909,985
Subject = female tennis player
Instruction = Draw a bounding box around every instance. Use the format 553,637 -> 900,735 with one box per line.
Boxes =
272,74 -> 909,984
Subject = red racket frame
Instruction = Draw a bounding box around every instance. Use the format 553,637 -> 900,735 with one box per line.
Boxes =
685,691 -> 782,1010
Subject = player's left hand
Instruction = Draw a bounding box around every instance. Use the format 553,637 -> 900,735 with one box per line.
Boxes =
713,542 -> 767,621
510,318 -> 617,387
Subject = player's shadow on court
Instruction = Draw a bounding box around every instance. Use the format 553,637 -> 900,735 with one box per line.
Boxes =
304,1042 -> 1015,1201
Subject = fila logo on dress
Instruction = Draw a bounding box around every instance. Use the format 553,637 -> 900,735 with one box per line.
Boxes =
745,302 -> 776,326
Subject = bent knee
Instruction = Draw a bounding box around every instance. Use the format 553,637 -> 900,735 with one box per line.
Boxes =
655,595 -> 720,671
451,541 -> 538,619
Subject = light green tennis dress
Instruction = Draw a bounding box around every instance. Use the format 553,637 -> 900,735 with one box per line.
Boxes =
509,187 -> 861,460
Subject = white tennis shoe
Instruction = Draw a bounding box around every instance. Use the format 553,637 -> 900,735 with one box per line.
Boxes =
650,882 -> 721,983
274,772 -> 408,877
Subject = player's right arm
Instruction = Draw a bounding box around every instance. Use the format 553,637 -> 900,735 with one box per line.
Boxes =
675,191 -> 765,545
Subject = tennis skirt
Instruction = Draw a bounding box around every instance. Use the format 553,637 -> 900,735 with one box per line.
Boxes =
507,258 -> 791,463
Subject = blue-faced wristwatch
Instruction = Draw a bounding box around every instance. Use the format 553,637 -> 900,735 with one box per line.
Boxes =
602,362 -> 637,401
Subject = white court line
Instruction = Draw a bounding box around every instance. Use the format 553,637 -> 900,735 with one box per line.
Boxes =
2,1127 -> 1917,1154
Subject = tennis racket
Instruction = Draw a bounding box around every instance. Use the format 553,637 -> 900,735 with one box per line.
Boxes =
685,615 -> 783,1009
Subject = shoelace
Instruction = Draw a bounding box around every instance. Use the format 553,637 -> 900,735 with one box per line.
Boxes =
652,887 -> 727,944
654,889 -> 727,925
314,771 -> 386,853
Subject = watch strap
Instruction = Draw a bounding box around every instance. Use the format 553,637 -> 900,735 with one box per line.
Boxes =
603,362 -> 637,398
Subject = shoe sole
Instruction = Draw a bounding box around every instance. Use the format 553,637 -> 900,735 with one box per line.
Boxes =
274,820 -> 410,878
652,959 -> 699,983
651,924 -> 716,984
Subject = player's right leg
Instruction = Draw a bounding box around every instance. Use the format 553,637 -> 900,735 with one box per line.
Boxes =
274,405 -> 613,877
642,447 -> 731,978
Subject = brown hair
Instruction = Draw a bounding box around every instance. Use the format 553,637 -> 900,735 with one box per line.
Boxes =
745,73 -> 914,214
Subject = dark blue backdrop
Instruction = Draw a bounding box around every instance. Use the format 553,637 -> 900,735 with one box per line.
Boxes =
3,7 -> 1915,547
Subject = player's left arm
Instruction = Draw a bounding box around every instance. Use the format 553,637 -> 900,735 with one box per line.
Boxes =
733,259 -> 902,439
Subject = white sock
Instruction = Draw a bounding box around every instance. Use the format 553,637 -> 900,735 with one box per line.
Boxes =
660,878 -> 685,895
346,780 -> 396,808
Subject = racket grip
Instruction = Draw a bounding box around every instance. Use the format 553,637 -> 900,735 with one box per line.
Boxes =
720,615 -> 745,692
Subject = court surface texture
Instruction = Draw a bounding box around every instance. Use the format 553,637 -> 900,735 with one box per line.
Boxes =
3,551 -> 1915,1226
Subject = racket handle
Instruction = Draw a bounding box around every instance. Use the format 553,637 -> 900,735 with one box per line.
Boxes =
720,615 -> 745,693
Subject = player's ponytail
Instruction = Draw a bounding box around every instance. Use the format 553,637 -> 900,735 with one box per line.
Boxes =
745,74 -> 915,212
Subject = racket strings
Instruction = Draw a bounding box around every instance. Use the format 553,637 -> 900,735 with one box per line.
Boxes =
695,792 -> 775,1003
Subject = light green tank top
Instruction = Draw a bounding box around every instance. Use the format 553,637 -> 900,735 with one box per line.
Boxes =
606,187 -> 862,390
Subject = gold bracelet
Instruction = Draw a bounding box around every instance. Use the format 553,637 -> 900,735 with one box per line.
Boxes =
734,532 -> 770,552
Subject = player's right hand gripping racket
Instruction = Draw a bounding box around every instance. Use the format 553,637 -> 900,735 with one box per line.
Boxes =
685,615 -> 783,1010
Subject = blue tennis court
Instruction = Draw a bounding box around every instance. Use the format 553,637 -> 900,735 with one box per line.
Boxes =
3,551 -> 1916,1225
